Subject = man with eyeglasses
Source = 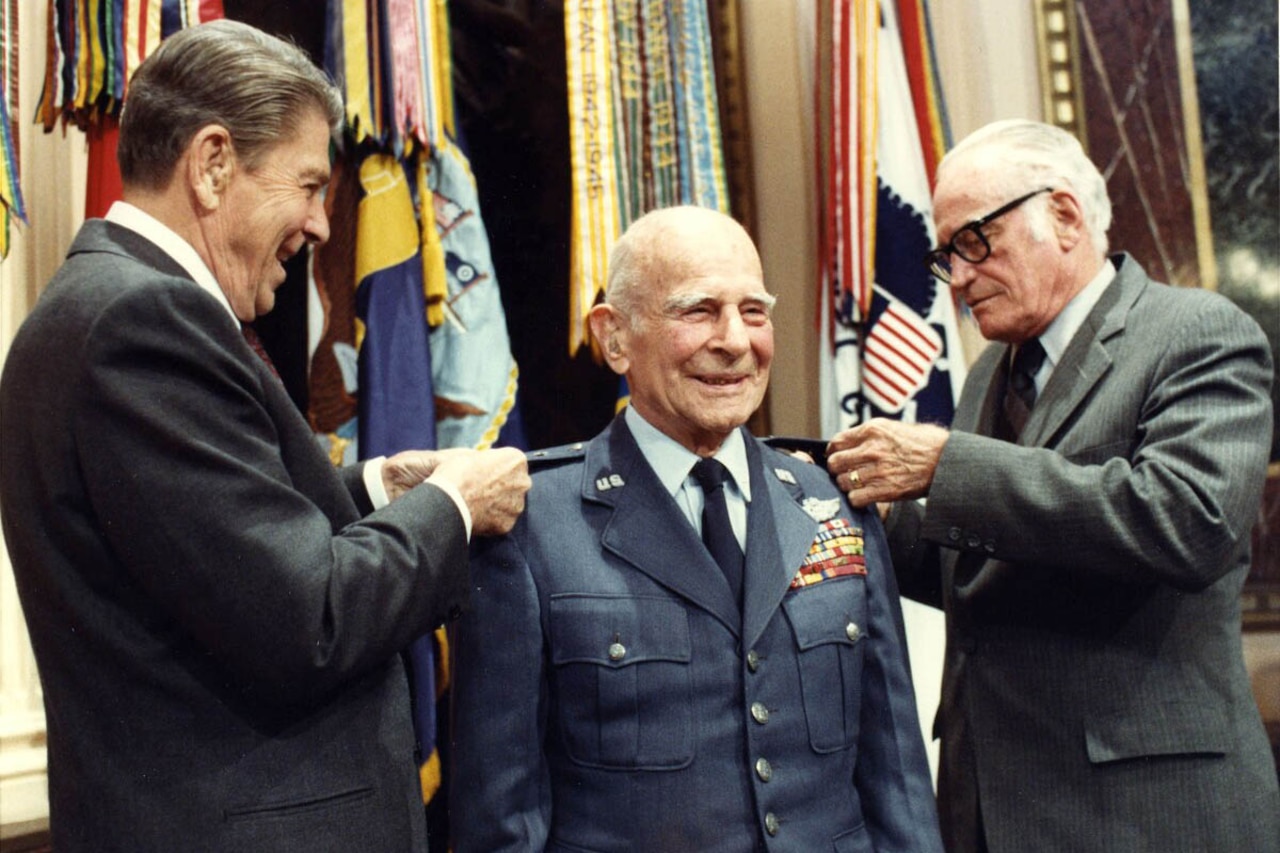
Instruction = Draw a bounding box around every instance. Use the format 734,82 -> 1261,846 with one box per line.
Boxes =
827,119 -> 1278,852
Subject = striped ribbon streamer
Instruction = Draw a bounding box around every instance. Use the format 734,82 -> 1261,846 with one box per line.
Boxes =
326,0 -> 444,151
669,0 -> 727,212
827,0 -> 877,325
416,0 -> 440,150
338,0 -> 375,142
895,0 -> 948,183
640,1 -> 678,211
38,0 -> 221,131
386,0 -> 426,154
665,2 -> 692,204
427,0 -> 451,144
565,0 -> 620,355
610,0 -> 642,227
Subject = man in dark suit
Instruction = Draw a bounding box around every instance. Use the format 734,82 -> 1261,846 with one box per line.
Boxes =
449,206 -> 942,852
0,20 -> 529,852
828,119 -> 1279,852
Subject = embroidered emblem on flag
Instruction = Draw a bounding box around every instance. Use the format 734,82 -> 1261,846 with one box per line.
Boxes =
790,518 -> 867,588
862,297 -> 944,414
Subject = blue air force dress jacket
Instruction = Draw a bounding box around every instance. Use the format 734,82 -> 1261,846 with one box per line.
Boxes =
450,417 -> 942,853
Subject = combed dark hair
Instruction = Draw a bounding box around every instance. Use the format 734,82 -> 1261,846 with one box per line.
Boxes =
117,20 -> 344,190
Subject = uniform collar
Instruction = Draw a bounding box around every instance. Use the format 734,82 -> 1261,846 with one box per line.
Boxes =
623,406 -> 752,503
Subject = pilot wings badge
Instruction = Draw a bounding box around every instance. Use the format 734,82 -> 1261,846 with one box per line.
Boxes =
800,497 -> 841,523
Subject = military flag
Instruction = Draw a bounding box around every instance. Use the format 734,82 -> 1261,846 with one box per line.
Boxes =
816,0 -> 964,435
320,3 -> 521,835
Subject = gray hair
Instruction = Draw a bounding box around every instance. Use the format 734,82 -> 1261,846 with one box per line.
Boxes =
605,206 -> 760,326
939,119 -> 1112,255
117,19 -> 344,190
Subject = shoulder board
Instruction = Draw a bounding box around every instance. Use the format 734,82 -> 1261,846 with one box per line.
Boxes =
525,441 -> 588,470
762,435 -> 829,468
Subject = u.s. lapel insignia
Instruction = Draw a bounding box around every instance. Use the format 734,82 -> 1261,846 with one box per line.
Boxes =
595,473 -> 626,491
801,496 -> 841,523
774,467 -> 797,485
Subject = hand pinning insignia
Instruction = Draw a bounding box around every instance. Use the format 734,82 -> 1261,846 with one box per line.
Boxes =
801,497 -> 842,522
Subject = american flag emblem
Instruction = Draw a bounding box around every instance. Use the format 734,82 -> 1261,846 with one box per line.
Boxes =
861,299 -> 943,414
790,518 -> 867,588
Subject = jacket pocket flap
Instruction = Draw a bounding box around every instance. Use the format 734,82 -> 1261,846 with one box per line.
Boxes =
549,594 -> 691,666
782,579 -> 865,651
1085,700 -> 1230,764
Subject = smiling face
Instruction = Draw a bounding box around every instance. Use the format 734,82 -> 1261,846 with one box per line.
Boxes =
202,108 -> 332,321
933,159 -> 1080,344
593,209 -> 774,456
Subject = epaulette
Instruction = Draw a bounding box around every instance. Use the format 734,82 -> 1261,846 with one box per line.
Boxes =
762,435 -> 829,468
525,441 -> 588,470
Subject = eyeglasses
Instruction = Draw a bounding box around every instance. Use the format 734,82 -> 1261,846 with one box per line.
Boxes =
924,187 -> 1053,282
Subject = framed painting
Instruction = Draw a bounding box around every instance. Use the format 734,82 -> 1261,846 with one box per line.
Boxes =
1035,0 -> 1280,629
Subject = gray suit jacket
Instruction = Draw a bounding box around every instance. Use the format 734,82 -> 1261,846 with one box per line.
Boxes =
450,417 -> 942,853
0,220 -> 469,851
889,254 -> 1279,852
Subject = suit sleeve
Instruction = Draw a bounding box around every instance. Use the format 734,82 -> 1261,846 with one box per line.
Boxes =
922,295 -> 1273,591
882,499 -> 944,609
449,529 -> 552,852
853,510 -> 945,853
74,282 -> 469,709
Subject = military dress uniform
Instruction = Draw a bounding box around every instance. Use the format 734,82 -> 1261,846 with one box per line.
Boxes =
450,414 -> 941,852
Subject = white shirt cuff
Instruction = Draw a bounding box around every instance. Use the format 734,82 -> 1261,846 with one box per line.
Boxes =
362,457 -> 473,542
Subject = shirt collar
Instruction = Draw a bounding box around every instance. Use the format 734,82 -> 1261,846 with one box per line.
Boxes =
623,406 -> 752,502
104,201 -> 239,327
1038,257 -> 1116,369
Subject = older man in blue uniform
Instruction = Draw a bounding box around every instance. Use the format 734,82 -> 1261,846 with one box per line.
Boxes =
449,206 -> 941,852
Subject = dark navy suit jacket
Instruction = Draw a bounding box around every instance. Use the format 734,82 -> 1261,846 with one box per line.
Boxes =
450,416 -> 941,852
0,220 -> 469,851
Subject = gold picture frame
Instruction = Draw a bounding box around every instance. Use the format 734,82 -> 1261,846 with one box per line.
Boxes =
1035,0 -> 1280,630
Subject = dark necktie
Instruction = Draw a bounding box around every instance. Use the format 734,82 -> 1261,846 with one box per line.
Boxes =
242,324 -> 281,379
691,457 -> 744,607
1002,338 -> 1045,440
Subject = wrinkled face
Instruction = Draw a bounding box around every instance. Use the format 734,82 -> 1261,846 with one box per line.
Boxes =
614,228 -> 774,456
933,162 -> 1070,343
210,109 -> 332,321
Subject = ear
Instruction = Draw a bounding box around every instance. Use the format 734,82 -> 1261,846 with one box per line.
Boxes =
588,304 -> 630,376
187,124 -> 236,212
1047,188 -> 1087,251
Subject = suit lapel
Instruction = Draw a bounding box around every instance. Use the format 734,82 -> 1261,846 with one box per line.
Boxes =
1023,256 -> 1145,448
741,438 -> 820,650
592,419 -> 742,637
954,343 -> 1007,437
